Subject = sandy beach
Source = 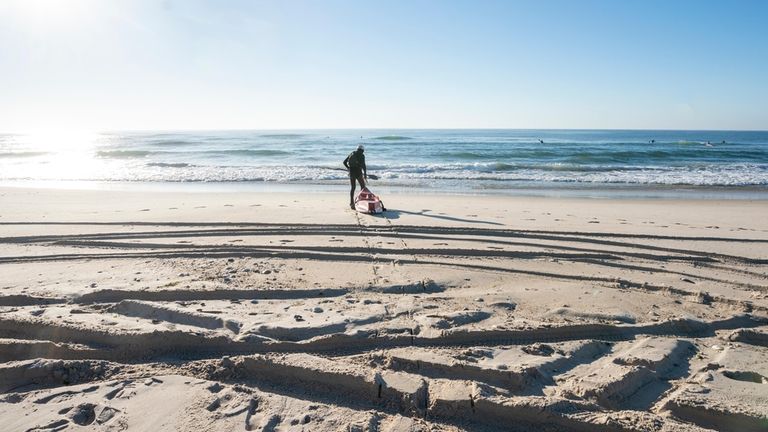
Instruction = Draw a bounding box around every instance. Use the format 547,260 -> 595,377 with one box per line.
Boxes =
0,186 -> 766,431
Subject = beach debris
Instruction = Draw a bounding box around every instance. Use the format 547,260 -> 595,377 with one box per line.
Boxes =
68,403 -> 96,426
522,343 -> 555,356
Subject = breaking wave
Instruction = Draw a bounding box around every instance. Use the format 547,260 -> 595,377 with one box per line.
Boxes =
2,129 -> 767,189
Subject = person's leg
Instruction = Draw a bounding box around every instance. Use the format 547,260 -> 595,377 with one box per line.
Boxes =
357,174 -> 366,189
349,175 -> 356,208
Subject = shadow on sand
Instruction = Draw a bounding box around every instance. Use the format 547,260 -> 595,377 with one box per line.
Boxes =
377,209 -> 505,226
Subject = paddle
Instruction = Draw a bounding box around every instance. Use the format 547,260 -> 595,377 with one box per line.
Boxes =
326,167 -> 379,180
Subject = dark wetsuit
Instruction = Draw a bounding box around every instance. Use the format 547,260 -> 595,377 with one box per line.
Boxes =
343,150 -> 366,207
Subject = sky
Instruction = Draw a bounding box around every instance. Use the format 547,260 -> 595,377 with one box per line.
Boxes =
0,0 -> 766,132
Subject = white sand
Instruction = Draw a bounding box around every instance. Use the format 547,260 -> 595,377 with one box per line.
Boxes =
0,186 -> 766,431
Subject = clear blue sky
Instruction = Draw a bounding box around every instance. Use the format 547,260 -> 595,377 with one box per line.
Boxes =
1,0 -> 766,131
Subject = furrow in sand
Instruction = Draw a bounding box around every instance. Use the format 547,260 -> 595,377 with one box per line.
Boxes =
2,249 -> 765,295
554,337 -> 696,410
408,314 -> 765,347
371,340 -> 614,393
2,222 -> 765,263
0,314 -> 762,362
14,235 -> 768,267
20,233 -> 759,274
607,278 -> 767,312
52,239 -> 643,262
727,326 -> 768,347
0,295 -> 66,307
0,356 -> 714,432
74,287 -> 348,304
12,236 -> 768,290
0,339 -> 101,363
656,343 -> 768,432
2,221 -> 767,241
226,354 -> 628,432
108,300 -> 236,332
0,283 -> 445,308
661,400 -> 768,432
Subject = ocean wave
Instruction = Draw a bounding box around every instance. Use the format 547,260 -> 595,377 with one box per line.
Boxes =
3,162 -> 768,186
377,169 -> 768,186
146,140 -> 195,146
146,162 -> 195,168
366,162 -> 665,173
96,150 -> 153,158
97,149 -> 291,159
259,134 -> 307,139
5,130 -> 768,188
373,135 -> 412,141
437,150 -> 559,160
203,149 -> 291,157
0,151 -> 48,158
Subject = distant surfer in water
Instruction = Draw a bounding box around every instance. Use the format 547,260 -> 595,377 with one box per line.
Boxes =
343,144 -> 367,209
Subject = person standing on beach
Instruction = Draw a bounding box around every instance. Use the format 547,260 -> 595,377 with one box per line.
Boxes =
343,144 -> 367,209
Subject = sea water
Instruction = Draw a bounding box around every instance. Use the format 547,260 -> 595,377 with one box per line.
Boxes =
1,129 -> 767,195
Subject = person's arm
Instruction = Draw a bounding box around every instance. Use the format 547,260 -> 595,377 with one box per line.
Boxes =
362,155 -> 367,178
343,155 -> 350,169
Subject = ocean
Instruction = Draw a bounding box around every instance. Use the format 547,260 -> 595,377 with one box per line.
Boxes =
1,129 -> 767,195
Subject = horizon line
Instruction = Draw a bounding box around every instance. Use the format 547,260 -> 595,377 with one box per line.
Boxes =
3,127 -> 768,134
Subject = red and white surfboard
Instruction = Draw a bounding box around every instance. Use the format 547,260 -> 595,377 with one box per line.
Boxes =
354,187 -> 385,214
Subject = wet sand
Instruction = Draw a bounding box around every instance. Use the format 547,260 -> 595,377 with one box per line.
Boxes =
0,187 -> 766,431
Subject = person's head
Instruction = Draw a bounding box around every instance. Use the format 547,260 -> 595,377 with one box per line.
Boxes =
357,144 -> 365,153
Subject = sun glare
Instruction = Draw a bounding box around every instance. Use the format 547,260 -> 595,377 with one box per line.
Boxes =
3,0 -> 95,30
19,129 -> 99,153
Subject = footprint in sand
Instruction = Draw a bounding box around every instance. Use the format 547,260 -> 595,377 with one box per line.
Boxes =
139,209 -> 150,212
195,206 -> 206,209
280,239 -> 294,243
250,204 -> 261,207
588,221 -> 600,224
168,207 -> 178,210
224,204 -> 234,207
